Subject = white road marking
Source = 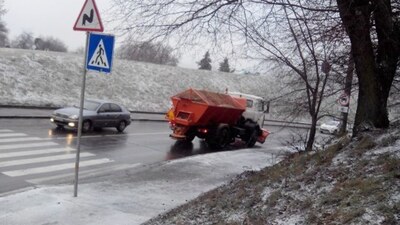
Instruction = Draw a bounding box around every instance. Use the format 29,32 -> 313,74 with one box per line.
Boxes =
0,137 -> 43,143
0,129 -> 14,133
3,158 -> 113,177
0,133 -> 27,138
0,147 -> 76,159
0,142 -> 59,151
27,163 -> 142,184
0,152 -> 94,168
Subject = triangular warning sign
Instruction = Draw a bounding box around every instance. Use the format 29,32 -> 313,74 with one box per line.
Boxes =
73,0 -> 104,32
88,39 -> 109,69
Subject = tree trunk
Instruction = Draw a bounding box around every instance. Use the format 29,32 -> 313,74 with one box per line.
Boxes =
373,0 -> 400,118
337,0 -> 393,134
306,115 -> 317,152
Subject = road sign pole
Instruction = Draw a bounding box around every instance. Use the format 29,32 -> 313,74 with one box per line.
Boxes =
74,32 -> 89,197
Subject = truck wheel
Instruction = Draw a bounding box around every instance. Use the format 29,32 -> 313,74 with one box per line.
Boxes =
217,127 -> 230,149
244,121 -> 258,148
246,129 -> 258,147
185,133 -> 195,142
205,138 -> 218,149
207,126 -> 230,149
184,128 -> 196,142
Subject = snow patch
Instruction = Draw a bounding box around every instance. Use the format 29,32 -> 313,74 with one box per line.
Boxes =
0,48 -> 278,113
361,208 -> 385,225
261,186 -> 273,202
274,214 -> 304,225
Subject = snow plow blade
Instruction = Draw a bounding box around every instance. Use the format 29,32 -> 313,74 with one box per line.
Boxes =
257,128 -> 270,144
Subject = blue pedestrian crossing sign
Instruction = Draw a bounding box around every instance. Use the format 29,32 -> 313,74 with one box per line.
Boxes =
86,33 -> 115,73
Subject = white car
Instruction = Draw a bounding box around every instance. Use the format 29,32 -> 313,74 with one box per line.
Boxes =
319,120 -> 340,134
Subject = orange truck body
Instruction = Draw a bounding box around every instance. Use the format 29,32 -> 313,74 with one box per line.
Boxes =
167,89 -> 270,148
170,88 -> 247,127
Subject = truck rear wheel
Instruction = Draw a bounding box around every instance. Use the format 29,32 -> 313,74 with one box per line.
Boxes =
217,127 -> 231,148
185,133 -> 195,142
206,126 -> 231,149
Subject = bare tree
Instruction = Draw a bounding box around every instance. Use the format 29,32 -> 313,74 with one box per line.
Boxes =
118,41 -> 179,66
0,0 -> 8,47
34,36 -> 68,52
110,0 -> 347,151
110,0 -> 400,137
11,32 -> 34,49
0,20 -> 7,47
337,0 -> 400,132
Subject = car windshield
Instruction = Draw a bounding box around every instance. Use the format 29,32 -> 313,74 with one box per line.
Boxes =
326,121 -> 340,126
83,101 -> 101,111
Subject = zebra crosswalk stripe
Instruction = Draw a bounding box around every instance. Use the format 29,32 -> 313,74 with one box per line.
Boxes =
27,163 -> 142,184
3,158 -> 113,177
0,137 -> 44,143
0,129 -> 14,133
0,142 -> 59,151
0,152 -> 94,168
0,147 -> 76,159
0,133 -> 27,138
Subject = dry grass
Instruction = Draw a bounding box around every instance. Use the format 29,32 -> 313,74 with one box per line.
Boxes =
143,129 -> 400,225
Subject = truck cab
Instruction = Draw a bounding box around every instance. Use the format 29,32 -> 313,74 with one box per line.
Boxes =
228,92 -> 266,127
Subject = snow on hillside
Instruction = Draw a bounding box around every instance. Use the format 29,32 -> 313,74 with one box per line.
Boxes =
0,48 -> 278,112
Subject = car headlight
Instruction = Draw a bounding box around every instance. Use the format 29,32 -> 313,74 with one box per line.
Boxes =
69,115 -> 79,120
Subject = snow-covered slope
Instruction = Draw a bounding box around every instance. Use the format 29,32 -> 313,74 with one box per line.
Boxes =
0,48 -> 276,112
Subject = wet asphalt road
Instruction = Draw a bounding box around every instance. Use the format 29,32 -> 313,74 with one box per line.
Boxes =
0,117 -> 309,195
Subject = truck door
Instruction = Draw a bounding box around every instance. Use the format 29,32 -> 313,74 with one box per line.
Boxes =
254,100 -> 265,127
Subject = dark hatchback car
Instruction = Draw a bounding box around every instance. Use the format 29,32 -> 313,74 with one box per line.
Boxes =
50,99 -> 131,132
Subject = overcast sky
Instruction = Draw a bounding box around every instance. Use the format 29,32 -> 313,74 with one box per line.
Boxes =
3,0 -> 112,51
2,0 -> 252,71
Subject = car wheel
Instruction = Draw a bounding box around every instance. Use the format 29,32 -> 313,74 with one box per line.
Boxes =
116,120 -> 127,132
82,120 -> 92,133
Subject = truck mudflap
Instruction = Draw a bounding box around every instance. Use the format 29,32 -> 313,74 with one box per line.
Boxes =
257,128 -> 270,144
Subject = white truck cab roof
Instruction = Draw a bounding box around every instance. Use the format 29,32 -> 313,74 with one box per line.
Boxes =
228,92 -> 264,101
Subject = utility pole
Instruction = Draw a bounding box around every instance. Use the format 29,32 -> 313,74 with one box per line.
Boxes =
339,53 -> 354,135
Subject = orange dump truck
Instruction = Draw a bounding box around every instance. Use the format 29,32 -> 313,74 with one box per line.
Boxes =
166,88 -> 269,149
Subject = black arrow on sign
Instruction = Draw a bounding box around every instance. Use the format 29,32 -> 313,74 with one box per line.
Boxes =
82,9 -> 94,25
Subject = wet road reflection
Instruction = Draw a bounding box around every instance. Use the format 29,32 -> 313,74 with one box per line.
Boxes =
165,139 -> 262,160
2,119 -> 299,167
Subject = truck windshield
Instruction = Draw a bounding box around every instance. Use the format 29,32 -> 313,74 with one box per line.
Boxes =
246,99 -> 253,108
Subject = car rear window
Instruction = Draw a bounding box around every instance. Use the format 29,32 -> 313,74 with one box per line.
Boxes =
110,104 -> 122,112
